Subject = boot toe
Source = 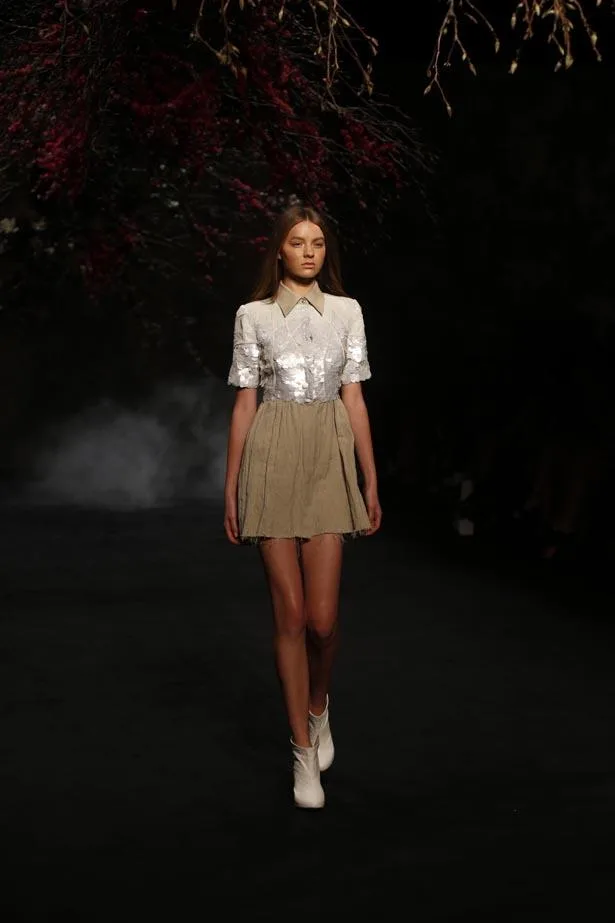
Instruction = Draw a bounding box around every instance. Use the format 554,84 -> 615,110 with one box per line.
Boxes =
294,786 -> 325,809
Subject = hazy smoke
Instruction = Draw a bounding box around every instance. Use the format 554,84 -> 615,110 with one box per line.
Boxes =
23,378 -> 233,509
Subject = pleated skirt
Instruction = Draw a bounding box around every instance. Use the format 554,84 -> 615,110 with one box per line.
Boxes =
237,397 -> 371,545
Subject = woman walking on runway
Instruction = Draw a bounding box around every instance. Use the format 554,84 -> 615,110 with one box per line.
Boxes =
224,204 -> 382,808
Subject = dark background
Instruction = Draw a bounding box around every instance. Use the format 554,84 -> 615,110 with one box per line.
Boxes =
345,3 -> 615,568
2,9 -> 615,920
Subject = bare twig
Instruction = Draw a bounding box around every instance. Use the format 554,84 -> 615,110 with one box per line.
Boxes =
427,0 -> 605,115
183,0 -> 378,100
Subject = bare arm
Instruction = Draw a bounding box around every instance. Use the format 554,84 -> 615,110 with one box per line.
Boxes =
340,382 -> 377,490
224,387 -> 258,500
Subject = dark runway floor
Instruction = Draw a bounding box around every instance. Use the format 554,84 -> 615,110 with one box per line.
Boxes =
1,495 -> 614,922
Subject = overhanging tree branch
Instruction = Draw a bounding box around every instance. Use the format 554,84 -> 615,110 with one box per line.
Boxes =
427,0 -> 607,115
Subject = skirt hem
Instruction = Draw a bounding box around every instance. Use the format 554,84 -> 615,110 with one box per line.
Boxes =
239,527 -> 370,546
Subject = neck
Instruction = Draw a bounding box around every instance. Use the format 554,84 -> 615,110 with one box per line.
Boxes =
281,275 -> 318,296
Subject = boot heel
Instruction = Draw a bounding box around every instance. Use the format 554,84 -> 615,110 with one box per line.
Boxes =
291,737 -> 325,809
309,695 -> 335,771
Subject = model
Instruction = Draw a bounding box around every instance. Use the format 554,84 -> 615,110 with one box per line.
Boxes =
224,203 -> 382,808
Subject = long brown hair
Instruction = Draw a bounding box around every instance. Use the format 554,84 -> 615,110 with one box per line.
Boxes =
251,204 -> 347,301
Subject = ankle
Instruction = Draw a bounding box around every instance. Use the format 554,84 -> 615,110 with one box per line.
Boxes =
291,734 -> 313,749
309,693 -> 328,716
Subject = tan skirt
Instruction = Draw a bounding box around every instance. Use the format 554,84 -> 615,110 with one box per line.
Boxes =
237,397 -> 371,545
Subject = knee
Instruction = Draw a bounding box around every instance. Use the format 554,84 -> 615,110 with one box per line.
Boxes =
306,609 -> 338,645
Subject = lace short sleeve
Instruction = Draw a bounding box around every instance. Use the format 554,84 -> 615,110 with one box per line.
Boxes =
340,300 -> 371,384
227,305 -> 261,389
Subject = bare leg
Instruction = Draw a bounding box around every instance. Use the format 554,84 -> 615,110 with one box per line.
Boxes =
300,533 -> 344,716
258,538 -> 310,747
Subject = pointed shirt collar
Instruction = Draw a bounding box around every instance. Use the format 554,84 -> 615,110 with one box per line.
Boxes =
275,280 -> 325,317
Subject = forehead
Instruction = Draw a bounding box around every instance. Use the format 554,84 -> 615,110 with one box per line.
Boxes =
285,220 -> 325,240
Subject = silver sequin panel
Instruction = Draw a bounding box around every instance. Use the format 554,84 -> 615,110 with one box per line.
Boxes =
227,295 -> 371,403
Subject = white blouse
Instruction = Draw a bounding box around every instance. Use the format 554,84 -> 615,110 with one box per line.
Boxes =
227,281 -> 371,403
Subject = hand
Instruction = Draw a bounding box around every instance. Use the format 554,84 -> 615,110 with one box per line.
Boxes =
224,493 -> 241,545
363,483 -> 382,536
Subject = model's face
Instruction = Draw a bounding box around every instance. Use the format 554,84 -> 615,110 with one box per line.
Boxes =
279,220 -> 326,282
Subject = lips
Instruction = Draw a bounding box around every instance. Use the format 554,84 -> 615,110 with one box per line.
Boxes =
302,263 -> 315,268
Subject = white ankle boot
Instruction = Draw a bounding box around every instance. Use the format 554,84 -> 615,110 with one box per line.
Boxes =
309,695 -> 334,771
291,737 -> 325,809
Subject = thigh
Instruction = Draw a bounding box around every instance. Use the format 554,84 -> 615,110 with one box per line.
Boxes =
258,538 -> 305,632
299,533 -> 344,630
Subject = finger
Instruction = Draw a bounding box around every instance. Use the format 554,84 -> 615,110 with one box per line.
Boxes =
225,520 -> 240,544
